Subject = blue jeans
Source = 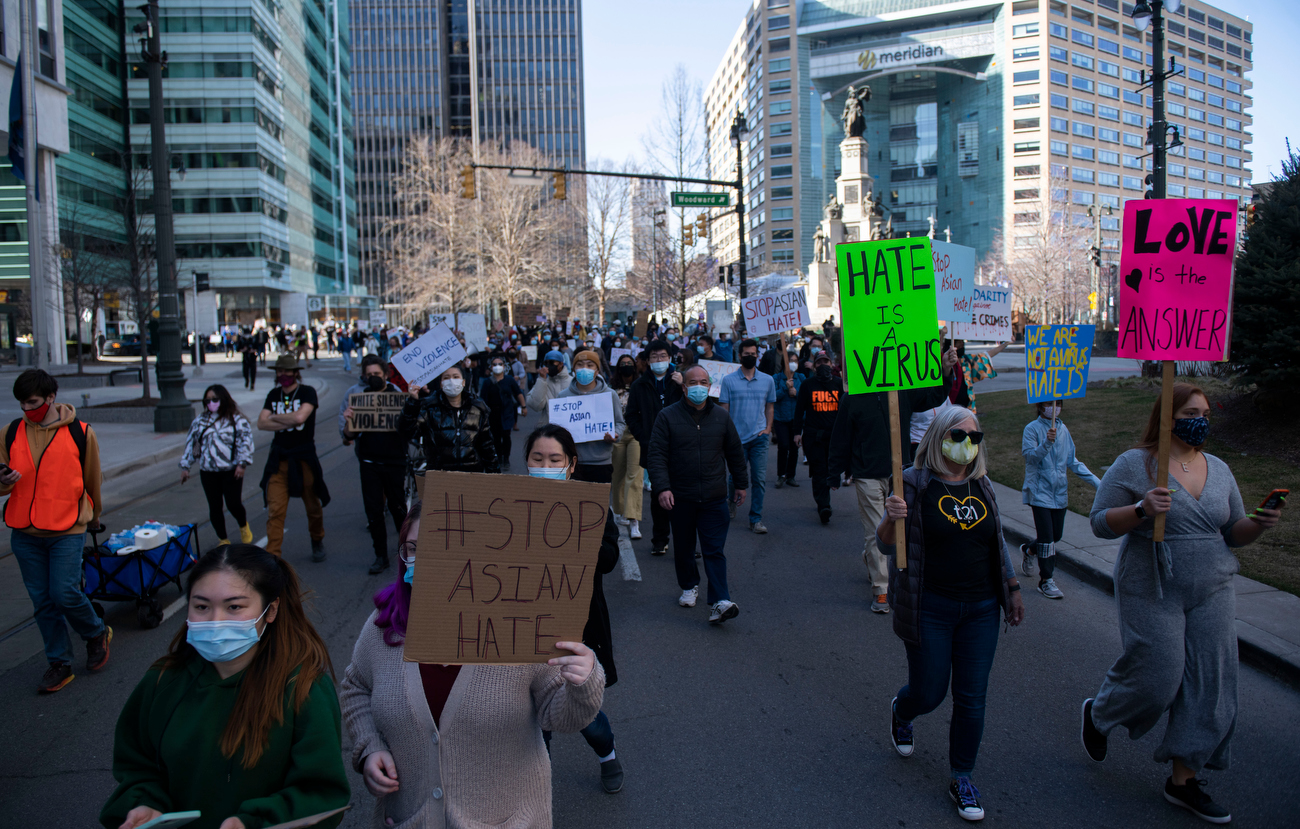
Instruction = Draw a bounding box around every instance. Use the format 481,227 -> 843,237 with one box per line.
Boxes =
728,435 -> 768,524
670,497 -> 731,604
341,348 -> 352,372
11,530 -> 104,665
895,592 -> 1000,776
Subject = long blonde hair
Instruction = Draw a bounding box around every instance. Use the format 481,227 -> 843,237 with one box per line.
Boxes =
914,405 -> 988,479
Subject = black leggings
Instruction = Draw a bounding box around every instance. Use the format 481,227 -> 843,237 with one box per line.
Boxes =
773,420 -> 799,480
1030,505 -> 1066,580
201,469 -> 248,542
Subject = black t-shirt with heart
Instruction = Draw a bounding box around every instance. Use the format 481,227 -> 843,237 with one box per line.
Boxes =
920,478 -> 999,602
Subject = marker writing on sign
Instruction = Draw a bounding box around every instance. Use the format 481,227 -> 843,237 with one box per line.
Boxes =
840,241 -> 943,388
398,334 -> 462,370
1132,206 -> 1234,255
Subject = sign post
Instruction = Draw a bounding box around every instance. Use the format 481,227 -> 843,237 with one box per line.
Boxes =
670,192 -> 730,208
835,238 -> 945,568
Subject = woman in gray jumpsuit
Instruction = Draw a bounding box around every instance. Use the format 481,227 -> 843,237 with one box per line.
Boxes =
1079,383 -> 1286,824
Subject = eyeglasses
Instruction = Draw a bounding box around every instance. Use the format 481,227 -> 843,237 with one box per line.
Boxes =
399,541 -> 417,566
949,429 -> 984,445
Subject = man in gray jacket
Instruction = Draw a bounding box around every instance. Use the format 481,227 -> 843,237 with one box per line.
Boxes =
648,365 -> 748,625
553,349 -> 625,483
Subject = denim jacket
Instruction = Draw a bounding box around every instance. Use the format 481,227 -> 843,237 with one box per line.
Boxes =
1021,416 -> 1100,509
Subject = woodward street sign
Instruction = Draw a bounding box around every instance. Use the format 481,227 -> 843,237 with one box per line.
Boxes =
671,191 -> 730,207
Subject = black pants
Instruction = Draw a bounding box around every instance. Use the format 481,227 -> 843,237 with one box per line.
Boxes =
200,469 -> 247,542
242,354 -> 258,389
773,420 -> 799,480
1030,505 -> 1067,580
803,428 -> 833,511
361,461 -> 407,559
647,471 -> 671,550
491,422 -> 512,466
575,463 -> 613,484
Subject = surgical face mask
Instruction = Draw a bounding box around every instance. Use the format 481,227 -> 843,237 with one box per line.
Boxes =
441,378 -> 465,397
740,355 -> 757,370
941,438 -> 980,466
788,361 -> 799,373
186,606 -> 270,663
1172,415 -> 1210,447
811,346 -> 822,356
206,400 -> 221,413
1041,406 -> 1061,419
685,385 -> 709,405
575,367 -> 596,385
528,465 -> 569,480
404,563 -> 415,584
365,375 -> 386,392
491,365 -> 505,375
650,361 -> 670,376
696,345 -> 706,354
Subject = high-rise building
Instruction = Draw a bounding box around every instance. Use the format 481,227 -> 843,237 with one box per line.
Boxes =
627,177 -> 667,302
351,0 -> 586,305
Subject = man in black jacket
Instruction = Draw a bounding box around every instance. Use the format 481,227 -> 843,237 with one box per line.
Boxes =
339,355 -> 409,574
791,351 -> 843,525
647,365 -> 748,625
828,344 -> 958,614
623,340 -> 682,556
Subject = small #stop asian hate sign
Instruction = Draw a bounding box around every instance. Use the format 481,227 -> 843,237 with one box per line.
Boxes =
403,471 -> 611,665
835,238 -> 944,395
1117,199 -> 1237,361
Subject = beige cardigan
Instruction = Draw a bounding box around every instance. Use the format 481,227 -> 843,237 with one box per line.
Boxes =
339,611 -> 605,829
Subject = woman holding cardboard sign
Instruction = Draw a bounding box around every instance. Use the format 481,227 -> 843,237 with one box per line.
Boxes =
1080,384 -> 1286,824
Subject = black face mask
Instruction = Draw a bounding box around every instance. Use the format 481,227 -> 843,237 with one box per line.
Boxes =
816,364 -> 833,380
365,375 -> 386,391
618,364 -> 635,377
547,362 -> 563,375
740,355 -> 757,370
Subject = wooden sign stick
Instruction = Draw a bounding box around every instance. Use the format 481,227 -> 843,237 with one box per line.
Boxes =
888,390 -> 906,569
1153,360 -> 1174,543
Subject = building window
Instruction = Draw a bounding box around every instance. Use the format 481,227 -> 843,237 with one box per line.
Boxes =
1122,111 -> 1144,126
1014,93 -> 1041,107
770,121 -> 792,136
772,228 -> 794,240
1051,69 -> 1068,85
1073,145 -> 1095,160
1051,140 -> 1068,156
1050,45 -> 1068,61
772,250 -> 795,264
770,101 -> 791,116
1073,168 -> 1095,183
1098,83 -> 1120,99
1098,37 -> 1120,55
1168,184 -> 1185,196
770,164 -> 792,178
1051,116 -> 1068,132
1073,122 -> 1095,138
769,78 -> 791,94
770,57 -> 790,72
1073,30 -> 1094,47
1071,53 -> 1094,70
1072,190 -> 1095,204
1098,171 -> 1120,187
1014,22 -> 1041,37
1014,117 -> 1041,131
1073,99 -> 1095,115
769,37 -> 790,52
1099,105 -> 1120,121
1099,149 -> 1120,164
771,207 -> 793,221
1099,130 -> 1120,144
1014,165 -> 1041,177
1014,70 -> 1040,83
1014,188 -> 1040,201
1014,46 -> 1040,60
1051,93 -> 1068,109
1123,154 -> 1143,168
768,15 -> 789,29
1051,22 -> 1068,38
1015,212 -> 1041,224
1099,60 -> 1120,77
771,186 -> 793,199
958,121 -> 979,176
770,143 -> 792,157
1123,175 -> 1143,190
1015,141 -> 1042,154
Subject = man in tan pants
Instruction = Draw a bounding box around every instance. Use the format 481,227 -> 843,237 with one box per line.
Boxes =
258,355 -> 330,560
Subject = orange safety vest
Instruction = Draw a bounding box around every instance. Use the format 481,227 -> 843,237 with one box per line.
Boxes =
4,420 -> 88,532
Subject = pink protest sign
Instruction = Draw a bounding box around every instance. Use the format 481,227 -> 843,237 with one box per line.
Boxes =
1117,199 -> 1237,361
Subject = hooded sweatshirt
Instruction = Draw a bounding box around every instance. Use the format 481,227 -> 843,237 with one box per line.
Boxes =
553,375 -> 626,466
0,402 -> 103,536
525,366 -> 572,416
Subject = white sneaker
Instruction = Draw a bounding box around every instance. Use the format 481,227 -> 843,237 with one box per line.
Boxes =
678,587 -> 698,607
1021,543 -> 1037,577
629,520 -> 641,539
709,600 -> 739,624
613,513 -> 629,526
1039,578 -> 1065,599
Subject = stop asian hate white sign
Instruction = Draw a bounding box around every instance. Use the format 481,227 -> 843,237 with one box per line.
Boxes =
548,395 -> 617,443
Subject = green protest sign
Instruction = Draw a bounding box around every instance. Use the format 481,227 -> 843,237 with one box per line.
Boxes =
835,238 -> 944,396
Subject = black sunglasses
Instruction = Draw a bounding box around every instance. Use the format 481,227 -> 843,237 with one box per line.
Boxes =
950,429 -> 984,445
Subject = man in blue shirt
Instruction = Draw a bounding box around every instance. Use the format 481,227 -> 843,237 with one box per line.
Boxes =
719,338 -> 776,533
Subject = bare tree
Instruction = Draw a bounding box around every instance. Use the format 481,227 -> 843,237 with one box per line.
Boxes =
586,158 -> 632,322
55,201 -> 115,373
1001,172 -> 1092,324
105,160 -> 159,398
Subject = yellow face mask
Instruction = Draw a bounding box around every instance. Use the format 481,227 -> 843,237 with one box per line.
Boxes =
942,438 -> 980,465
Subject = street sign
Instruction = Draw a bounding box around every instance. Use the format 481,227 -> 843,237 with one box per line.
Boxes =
671,191 -> 730,207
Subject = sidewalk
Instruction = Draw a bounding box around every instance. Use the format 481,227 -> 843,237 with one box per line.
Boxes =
989,479 -> 1300,688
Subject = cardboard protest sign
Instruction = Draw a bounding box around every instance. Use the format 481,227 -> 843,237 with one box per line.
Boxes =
404,471 -> 610,664
834,238 -> 945,396
931,241 -> 976,323
548,394 -> 618,442
391,322 -> 466,390
346,392 -> 406,432
610,347 -> 634,365
1025,325 -> 1096,403
697,359 -> 733,398
741,286 -> 811,336
1117,198 -> 1237,361
521,344 -> 537,361
949,286 -> 1012,341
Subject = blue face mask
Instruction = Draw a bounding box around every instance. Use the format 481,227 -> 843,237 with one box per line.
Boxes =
528,466 -> 569,480
186,606 -> 270,663
575,368 -> 596,385
1171,416 -> 1210,447
696,345 -> 706,354
404,563 -> 415,584
650,361 -> 670,376
686,385 -> 709,405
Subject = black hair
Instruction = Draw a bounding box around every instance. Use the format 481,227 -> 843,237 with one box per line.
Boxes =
13,368 -> 57,402
738,338 -> 759,354
202,384 -> 244,421
360,353 -> 385,371
698,334 -> 714,347
524,423 -> 579,470
646,339 -> 672,357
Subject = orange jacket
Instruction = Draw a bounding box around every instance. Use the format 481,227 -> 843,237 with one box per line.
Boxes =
0,404 -> 103,535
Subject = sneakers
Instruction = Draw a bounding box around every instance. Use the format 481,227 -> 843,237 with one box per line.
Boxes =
784,477 -> 800,487
871,594 -> 891,614
1038,578 -> 1065,599
239,524 -> 254,544
600,757 -> 625,794
311,539 -> 326,562
949,777 -> 985,821
368,555 -> 390,575
651,545 -> 668,557
628,520 -> 641,540
1081,698 -> 1108,762
819,507 -> 832,525
1164,777 -> 1232,824
773,478 -> 784,489
750,521 -> 768,534
890,697 -> 914,757
678,587 -> 698,607
709,600 -> 739,625
87,626 -> 113,672
1021,543 -> 1037,577
613,513 -> 629,526
38,662 -> 74,694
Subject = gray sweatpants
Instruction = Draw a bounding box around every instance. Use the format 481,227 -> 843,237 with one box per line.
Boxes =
1090,533 -> 1238,771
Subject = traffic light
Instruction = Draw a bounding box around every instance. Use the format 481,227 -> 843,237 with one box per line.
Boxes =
1247,203 -> 1258,228
696,214 -> 708,237
553,172 -> 566,200
1088,291 -> 1098,312
683,227 -> 694,246
1090,246 -> 1101,267
195,272 -> 210,292
718,265 -> 727,284
459,165 -> 475,199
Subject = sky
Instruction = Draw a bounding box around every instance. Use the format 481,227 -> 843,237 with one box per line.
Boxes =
582,0 -> 1299,184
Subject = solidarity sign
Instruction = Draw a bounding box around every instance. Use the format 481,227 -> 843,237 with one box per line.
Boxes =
741,286 -> 811,336
1025,325 -> 1095,404
835,238 -> 944,395
1117,199 -> 1237,361
949,286 -> 1013,342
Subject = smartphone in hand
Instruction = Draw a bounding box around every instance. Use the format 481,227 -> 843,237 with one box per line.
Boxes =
1258,489 -> 1289,511
135,812 -> 201,829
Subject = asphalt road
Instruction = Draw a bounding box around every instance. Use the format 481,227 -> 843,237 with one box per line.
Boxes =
0,364 -> 1296,828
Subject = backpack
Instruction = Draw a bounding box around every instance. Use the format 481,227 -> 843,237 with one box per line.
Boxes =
6,418 -> 88,467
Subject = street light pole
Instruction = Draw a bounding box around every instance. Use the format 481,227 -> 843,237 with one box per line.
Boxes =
1132,0 -> 1183,201
730,111 -> 749,328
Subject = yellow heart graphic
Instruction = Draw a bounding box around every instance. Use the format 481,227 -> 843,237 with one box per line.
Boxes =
938,494 -> 988,531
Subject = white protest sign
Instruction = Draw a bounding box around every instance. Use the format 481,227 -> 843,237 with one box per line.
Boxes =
392,322 -> 467,389
548,394 -> 617,443
567,339 -> 577,351
521,345 -> 538,361
740,286 -> 811,336
931,241 -> 976,324
370,310 -> 389,327
610,347 -> 634,364
428,313 -> 489,354
697,359 -> 733,398
949,286 -> 1013,342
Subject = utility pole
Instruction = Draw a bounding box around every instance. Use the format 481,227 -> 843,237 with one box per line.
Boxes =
19,0 -> 45,367
652,208 -> 666,319
731,111 -> 749,309
141,0 -> 190,431
1087,204 -> 1111,326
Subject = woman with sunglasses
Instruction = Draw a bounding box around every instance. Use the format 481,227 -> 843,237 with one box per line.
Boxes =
179,384 -> 256,546
878,406 -> 1024,822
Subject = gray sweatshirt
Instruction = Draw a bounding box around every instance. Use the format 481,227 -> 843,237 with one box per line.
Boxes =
553,375 -> 625,466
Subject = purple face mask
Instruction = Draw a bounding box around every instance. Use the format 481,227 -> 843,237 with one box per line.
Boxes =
278,374 -> 296,388
206,400 -> 220,413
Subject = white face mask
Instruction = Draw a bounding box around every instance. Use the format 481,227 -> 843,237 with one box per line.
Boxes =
441,378 -> 465,397
1042,406 -> 1061,419
788,361 -> 799,372
491,365 -> 505,375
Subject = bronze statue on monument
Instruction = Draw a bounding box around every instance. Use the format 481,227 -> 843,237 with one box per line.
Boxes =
840,85 -> 872,138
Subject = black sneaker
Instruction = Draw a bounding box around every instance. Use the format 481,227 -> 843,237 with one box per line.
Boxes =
949,777 -> 985,821
86,625 -> 113,672
38,662 -> 74,694
650,546 -> 667,557
890,696 -> 913,757
311,539 -> 326,562
1164,777 -> 1231,824
773,478 -> 784,489
819,507 -> 832,524
1081,698 -> 1107,762
600,757 -> 624,793
784,477 -> 799,487
368,555 -> 389,575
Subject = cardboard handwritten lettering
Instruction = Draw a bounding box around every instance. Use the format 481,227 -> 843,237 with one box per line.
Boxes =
949,286 -> 1012,341
548,395 -> 618,443
346,392 -> 407,432
835,238 -> 944,395
931,241 -> 976,323
404,471 -> 610,664
696,359 -> 733,398
1117,198 -> 1237,361
392,322 -> 467,390
741,286 -> 812,336
1025,325 -> 1095,403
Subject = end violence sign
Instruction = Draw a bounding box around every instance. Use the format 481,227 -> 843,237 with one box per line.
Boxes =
1117,199 -> 1237,361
